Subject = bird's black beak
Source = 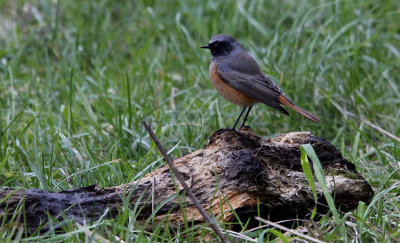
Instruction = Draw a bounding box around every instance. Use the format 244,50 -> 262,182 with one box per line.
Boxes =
200,44 -> 210,49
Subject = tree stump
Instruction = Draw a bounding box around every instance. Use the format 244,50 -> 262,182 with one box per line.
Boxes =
0,128 -> 374,233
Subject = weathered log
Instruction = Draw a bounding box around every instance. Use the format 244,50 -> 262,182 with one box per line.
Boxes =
0,128 -> 374,233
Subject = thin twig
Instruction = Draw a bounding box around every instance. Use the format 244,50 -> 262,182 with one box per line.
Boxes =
255,216 -> 325,243
310,219 -> 323,239
142,121 -> 228,243
304,221 -> 316,239
75,223 -> 111,243
329,98 -> 400,143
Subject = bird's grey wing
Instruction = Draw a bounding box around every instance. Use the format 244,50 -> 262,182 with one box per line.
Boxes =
217,53 -> 289,115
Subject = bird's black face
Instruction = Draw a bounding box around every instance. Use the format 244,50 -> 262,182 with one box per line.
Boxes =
201,36 -> 236,58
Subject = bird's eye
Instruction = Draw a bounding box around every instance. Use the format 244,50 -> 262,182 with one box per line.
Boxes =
217,41 -> 226,47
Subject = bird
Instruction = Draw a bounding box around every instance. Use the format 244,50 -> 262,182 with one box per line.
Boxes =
201,34 -> 319,130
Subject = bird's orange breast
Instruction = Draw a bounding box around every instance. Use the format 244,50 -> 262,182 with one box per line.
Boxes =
209,62 -> 257,107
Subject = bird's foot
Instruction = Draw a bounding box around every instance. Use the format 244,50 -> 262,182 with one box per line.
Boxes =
226,127 -> 238,132
239,125 -> 252,131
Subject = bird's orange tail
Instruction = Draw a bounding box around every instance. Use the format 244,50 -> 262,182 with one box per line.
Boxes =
279,95 -> 320,123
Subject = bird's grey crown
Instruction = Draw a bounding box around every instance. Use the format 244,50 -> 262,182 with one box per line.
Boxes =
208,34 -> 236,45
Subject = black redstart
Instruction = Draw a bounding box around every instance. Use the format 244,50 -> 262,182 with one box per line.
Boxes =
201,34 -> 319,129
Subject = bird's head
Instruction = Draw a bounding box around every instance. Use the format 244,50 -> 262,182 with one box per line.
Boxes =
201,34 -> 240,58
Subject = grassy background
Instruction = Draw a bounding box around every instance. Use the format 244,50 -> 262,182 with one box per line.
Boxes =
1,0 -> 399,241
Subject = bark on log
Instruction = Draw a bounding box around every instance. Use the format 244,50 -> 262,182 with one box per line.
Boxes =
0,128 -> 374,233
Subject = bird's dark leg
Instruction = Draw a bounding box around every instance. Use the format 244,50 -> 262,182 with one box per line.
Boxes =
232,107 -> 247,130
240,106 -> 252,128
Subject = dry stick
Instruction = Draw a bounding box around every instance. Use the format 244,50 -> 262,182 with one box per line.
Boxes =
142,121 -> 228,243
310,219 -> 323,239
329,98 -> 400,143
255,217 -> 325,243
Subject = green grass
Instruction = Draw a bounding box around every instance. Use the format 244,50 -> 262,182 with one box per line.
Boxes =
1,0 -> 399,241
